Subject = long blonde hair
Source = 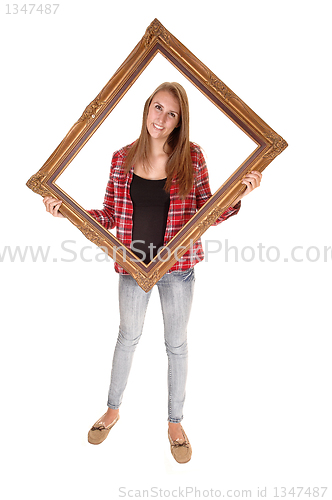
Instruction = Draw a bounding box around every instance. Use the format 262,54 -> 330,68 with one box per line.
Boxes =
123,82 -> 194,199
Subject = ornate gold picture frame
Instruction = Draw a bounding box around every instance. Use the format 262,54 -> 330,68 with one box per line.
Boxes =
26,18 -> 288,292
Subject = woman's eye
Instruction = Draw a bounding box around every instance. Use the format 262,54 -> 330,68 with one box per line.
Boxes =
155,104 -> 162,110
170,113 -> 175,118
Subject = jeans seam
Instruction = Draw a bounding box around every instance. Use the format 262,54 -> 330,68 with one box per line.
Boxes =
107,403 -> 120,410
168,357 -> 172,421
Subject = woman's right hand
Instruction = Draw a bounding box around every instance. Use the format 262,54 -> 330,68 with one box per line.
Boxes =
43,196 -> 65,218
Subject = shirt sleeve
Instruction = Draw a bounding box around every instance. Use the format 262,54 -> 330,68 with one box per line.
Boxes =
195,149 -> 241,226
86,154 -> 116,230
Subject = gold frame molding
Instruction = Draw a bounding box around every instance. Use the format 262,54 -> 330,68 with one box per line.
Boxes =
26,18 -> 288,292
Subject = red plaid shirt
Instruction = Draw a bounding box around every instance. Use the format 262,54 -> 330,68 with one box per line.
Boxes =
87,142 -> 241,274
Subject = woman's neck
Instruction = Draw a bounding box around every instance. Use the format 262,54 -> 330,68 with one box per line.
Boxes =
148,137 -> 170,159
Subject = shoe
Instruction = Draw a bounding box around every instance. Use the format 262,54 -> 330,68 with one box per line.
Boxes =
87,413 -> 120,445
168,424 -> 192,463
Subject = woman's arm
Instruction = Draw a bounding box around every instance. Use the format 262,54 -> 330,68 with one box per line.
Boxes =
85,153 -> 118,230
43,155 -> 117,229
195,150 -> 262,223
195,151 -> 241,224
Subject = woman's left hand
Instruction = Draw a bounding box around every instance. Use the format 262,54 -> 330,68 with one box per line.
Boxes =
233,170 -> 262,205
241,170 -> 262,197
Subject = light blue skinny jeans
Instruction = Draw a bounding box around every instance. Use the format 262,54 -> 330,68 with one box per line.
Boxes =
107,267 -> 196,423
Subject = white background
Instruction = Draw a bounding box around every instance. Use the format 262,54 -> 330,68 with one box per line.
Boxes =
1,1 -> 331,499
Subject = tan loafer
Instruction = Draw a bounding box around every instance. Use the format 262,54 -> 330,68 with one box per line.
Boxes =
88,413 -> 120,445
168,424 -> 192,463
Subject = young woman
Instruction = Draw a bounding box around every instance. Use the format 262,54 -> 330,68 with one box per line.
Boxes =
43,82 -> 262,463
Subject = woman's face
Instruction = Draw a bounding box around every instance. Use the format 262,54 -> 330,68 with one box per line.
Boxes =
146,90 -> 181,143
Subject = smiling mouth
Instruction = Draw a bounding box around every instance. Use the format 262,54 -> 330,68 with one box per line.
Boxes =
153,123 -> 164,130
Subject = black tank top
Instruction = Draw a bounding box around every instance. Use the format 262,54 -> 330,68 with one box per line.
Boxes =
130,173 -> 170,264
